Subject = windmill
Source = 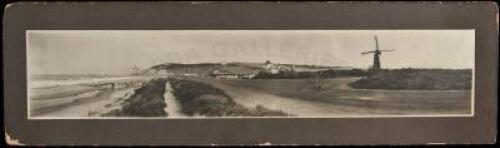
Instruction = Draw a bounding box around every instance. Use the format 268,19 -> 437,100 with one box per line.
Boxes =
361,35 -> 395,69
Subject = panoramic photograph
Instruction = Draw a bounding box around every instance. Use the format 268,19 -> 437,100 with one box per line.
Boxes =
27,30 -> 474,119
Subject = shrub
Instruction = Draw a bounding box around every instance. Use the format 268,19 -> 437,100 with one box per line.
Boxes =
168,78 -> 288,117
119,79 -> 168,116
349,69 -> 472,90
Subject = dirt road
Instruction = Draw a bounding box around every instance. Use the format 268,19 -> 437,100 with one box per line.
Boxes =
163,81 -> 188,117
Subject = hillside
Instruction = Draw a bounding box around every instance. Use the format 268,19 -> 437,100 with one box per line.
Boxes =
147,62 -> 264,75
146,62 -> 354,75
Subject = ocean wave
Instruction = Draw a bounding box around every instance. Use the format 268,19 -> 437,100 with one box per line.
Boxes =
30,76 -> 143,89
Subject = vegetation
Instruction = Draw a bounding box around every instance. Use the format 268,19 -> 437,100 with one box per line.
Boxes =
167,78 -> 288,117
103,77 -> 287,117
348,69 -> 472,90
104,79 -> 168,117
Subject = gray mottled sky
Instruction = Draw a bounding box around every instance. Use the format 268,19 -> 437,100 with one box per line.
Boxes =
28,30 -> 474,75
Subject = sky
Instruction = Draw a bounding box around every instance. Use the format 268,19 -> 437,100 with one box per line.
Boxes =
28,30 -> 475,75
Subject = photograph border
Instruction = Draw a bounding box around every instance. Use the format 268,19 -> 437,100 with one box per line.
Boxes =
4,1 -> 497,145
25,29 -> 476,120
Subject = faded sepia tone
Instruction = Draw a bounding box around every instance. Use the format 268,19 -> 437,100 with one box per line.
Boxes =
27,30 -> 474,119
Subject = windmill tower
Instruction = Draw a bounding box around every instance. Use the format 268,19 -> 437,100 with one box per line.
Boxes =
361,35 -> 395,69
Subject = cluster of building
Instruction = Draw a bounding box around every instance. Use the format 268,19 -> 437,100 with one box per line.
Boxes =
263,60 -> 293,74
210,60 -> 295,79
146,60 -> 293,79
209,69 -> 256,79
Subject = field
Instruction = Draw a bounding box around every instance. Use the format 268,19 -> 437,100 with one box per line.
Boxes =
192,76 -> 471,116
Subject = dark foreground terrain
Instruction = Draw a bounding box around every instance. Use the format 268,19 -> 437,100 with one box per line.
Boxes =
105,79 -> 168,117
106,78 -> 288,117
167,78 -> 288,117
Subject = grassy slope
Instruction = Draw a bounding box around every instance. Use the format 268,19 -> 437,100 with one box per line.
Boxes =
168,78 -> 288,117
348,69 -> 472,90
104,77 -> 287,117
105,79 -> 168,117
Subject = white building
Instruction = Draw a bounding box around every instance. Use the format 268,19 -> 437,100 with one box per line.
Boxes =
210,69 -> 257,79
263,60 -> 287,74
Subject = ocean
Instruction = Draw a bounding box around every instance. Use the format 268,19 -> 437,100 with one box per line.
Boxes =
29,74 -> 142,89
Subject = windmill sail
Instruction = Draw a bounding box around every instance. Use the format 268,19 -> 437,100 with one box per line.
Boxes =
361,51 -> 377,54
360,35 -> 395,69
379,49 -> 395,52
